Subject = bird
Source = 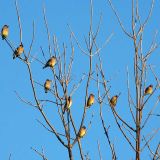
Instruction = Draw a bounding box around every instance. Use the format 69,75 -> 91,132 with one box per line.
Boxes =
72,125 -> 87,146
43,56 -> 56,69
13,43 -> 24,59
78,126 -> 86,138
63,96 -> 72,114
144,85 -> 153,95
1,25 -> 9,40
110,95 -> 118,107
44,79 -> 52,93
87,94 -> 95,107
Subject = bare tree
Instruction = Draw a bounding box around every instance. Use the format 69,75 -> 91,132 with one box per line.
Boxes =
1,0 -> 160,160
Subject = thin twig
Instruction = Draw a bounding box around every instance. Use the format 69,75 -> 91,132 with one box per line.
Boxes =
31,147 -> 48,160
97,140 -> 103,160
43,5 -> 52,57
28,21 -> 35,58
15,0 -> 22,43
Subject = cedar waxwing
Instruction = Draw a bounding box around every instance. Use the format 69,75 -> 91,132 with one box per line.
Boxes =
43,56 -> 56,69
87,94 -> 95,107
110,95 -> 118,107
78,126 -> 86,138
1,25 -> 9,40
144,85 -> 153,95
63,96 -> 72,114
13,43 -> 24,59
44,79 -> 52,93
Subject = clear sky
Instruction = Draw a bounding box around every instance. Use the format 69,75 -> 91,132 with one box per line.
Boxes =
0,0 -> 160,159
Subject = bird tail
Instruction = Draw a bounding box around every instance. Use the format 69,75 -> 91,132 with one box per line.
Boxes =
13,54 -> 16,59
109,102 -> 113,108
62,107 -> 66,114
45,89 -> 48,93
13,50 -> 18,59
43,65 -> 46,69
2,36 -> 5,40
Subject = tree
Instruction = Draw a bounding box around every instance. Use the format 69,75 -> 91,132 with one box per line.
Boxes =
1,0 -> 160,159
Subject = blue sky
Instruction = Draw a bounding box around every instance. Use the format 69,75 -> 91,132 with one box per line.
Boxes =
0,0 -> 160,159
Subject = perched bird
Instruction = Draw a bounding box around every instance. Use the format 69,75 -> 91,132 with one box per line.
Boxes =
110,95 -> 118,107
1,25 -> 9,40
43,56 -> 56,69
144,85 -> 153,95
72,125 -> 86,146
63,96 -> 72,114
87,94 -> 95,107
13,43 -> 24,59
44,79 -> 52,93
78,126 -> 86,138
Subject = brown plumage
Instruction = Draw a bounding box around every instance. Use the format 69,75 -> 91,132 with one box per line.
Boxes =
72,125 -> 87,146
87,94 -> 95,107
1,25 -> 9,40
110,95 -> 118,107
43,56 -> 56,69
63,96 -> 72,114
144,85 -> 153,95
78,126 -> 86,138
44,79 -> 52,93
13,43 -> 24,59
